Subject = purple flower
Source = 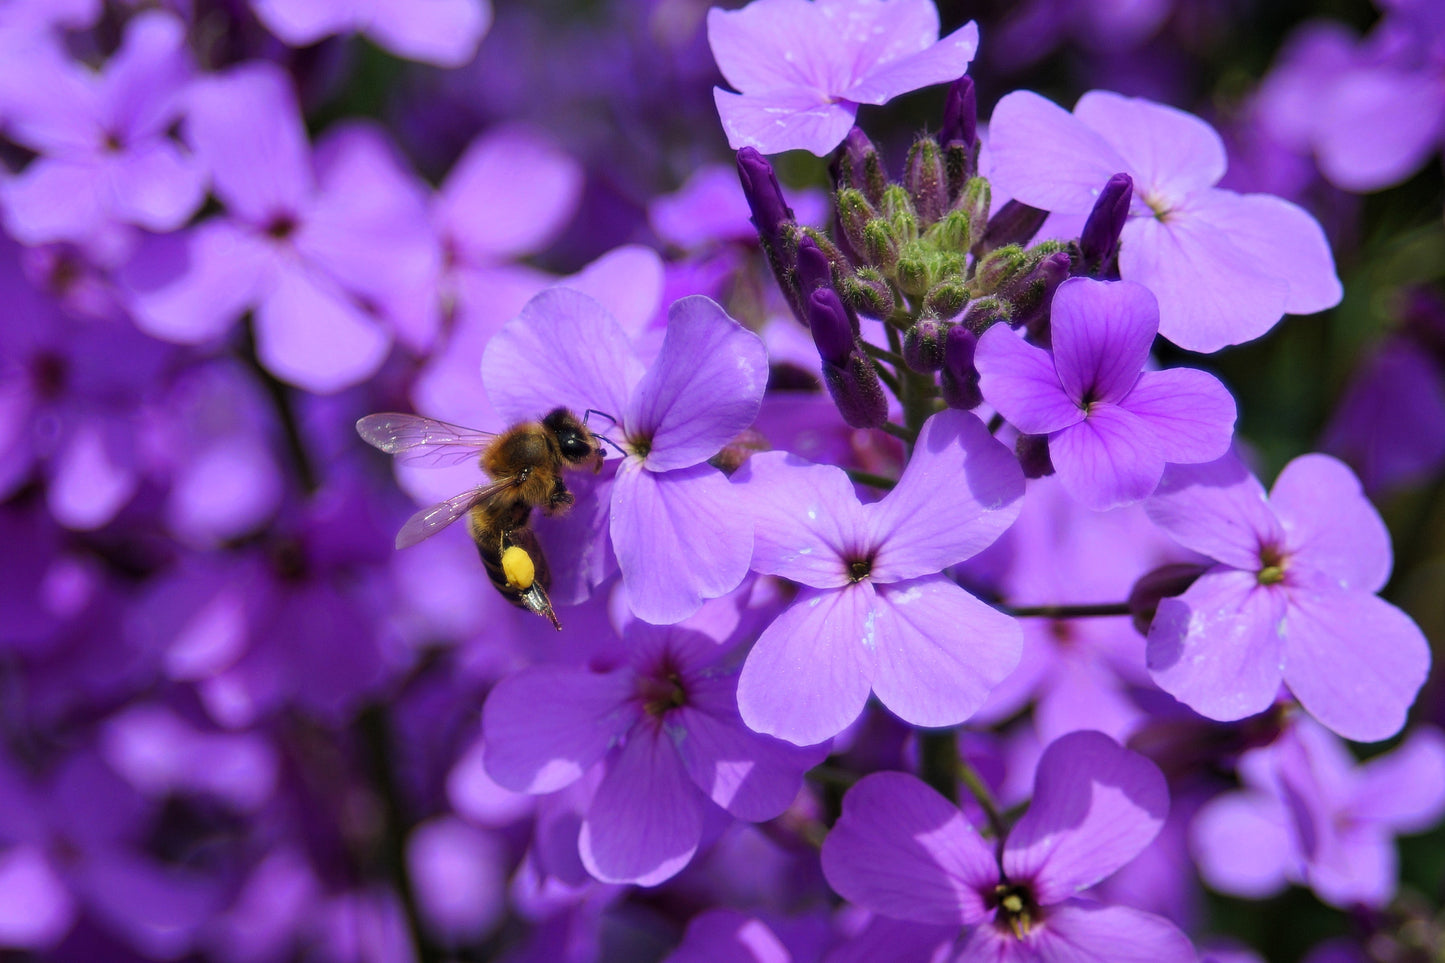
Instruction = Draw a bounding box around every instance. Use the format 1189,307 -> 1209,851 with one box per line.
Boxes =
120,62 -> 438,393
482,623 -> 827,886
1191,719 -> 1445,907
988,90 -> 1342,352
735,409 -> 1024,746
482,288 -> 767,624
976,278 -> 1237,509
708,0 -> 979,156
820,730 -> 1196,962
0,11 -> 203,246
250,0 -> 493,67
1144,450 -> 1431,742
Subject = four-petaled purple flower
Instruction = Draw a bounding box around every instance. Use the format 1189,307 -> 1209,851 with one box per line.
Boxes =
483,288 -> 768,624
735,409 -> 1024,746
989,89 -> 1343,352
976,277 -> 1237,510
821,730 -> 1196,962
1145,451 -> 1431,742
482,623 -> 828,886
1192,718 -> 1445,908
708,0 -> 979,156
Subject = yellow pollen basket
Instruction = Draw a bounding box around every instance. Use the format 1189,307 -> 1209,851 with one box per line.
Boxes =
501,545 -> 536,590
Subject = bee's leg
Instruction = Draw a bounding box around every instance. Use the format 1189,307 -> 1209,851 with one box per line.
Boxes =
544,477 -> 574,514
503,528 -> 561,630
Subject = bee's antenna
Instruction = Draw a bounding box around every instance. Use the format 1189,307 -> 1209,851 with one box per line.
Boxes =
596,434 -> 628,457
583,408 -> 619,429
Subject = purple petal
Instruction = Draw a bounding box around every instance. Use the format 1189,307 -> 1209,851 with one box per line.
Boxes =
481,665 -> 635,793
1281,589 -> 1429,743
1316,66 -> 1445,192
820,771 -> 996,925
735,452 -> 860,588
253,264 -> 391,393
0,846 -> 74,948
611,461 -> 752,624
436,127 -> 582,264
714,87 -> 858,157
561,243 -> 666,340
1120,368 -> 1236,465
870,576 -> 1022,728
406,816 -> 506,942
987,91 -> 1130,215
121,221 -> 273,344
1189,790 -> 1293,898
0,159 -> 104,245
249,0 -> 353,45
706,0 -> 851,95
107,140 -> 205,231
1352,727 -> 1445,833
579,729 -> 704,886
48,420 -> 137,530
1269,454 -> 1391,594
1119,208 -> 1290,353
974,325 -> 1081,435
1049,278 -> 1156,406
482,286 -> 642,426
185,63 -> 313,225
364,0 -> 491,68
1190,190 -> 1341,316
1146,569 -> 1287,722
1050,406 -> 1165,511
1145,452 -> 1279,570
627,296 -> 767,471
960,900 -> 1196,962
1004,731 -> 1169,903
666,910 -> 790,963
98,10 -> 189,141
840,21 -> 979,105
673,674 -> 827,821
868,409 -> 1026,580
737,584 -> 876,746
1074,90 -> 1226,200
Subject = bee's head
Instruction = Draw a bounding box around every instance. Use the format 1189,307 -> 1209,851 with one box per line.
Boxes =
543,408 -> 601,464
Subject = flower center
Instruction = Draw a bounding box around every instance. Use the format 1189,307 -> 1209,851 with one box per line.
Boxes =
990,882 -> 1041,939
847,554 -> 874,583
638,670 -> 688,717
1257,544 -> 1287,586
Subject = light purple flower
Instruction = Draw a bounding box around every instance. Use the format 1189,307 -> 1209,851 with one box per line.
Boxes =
821,730 -> 1195,962
482,287 -> 767,624
250,0 -> 493,67
708,0 -> 979,156
1145,450 -> 1431,742
482,623 -> 827,886
0,11 -> 203,246
989,89 -> 1342,352
1191,719 -> 1445,907
735,409 -> 1024,746
120,62 -> 438,393
663,909 -> 791,963
976,277 -> 1236,509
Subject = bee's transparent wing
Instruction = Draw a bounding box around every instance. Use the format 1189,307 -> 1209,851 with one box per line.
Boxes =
356,412 -> 497,468
394,480 -> 510,549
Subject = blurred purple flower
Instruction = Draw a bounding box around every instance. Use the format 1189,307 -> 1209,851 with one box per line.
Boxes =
1192,719 -> 1445,907
821,730 -> 1195,961
120,62 -> 438,393
483,623 -> 827,886
250,0 -> 492,67
734,409 -> 1024,746
708,0 -> 978,156
989,89 -> 1342,352
1145,450 -> 1430,741
976,277 -> 1236,509
0,11 -> 203,247
483,288 -> 767,624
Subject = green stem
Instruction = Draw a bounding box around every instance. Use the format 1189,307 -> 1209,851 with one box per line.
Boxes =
861,342 -> 907,367
919,730 -> 959,803
845,469 -> 897,491
872,361 -> 901,395
958,758 -> 1009,852
1005,602 -> 1132,619
880,421 -> 917,444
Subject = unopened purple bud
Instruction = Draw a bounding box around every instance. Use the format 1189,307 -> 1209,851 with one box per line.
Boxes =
904,136 -> 946,225
903,318 -> 948,372
941,325 -> 981,409
809,287 -> 856,367
1128,562 -> 1210,636
796,234 -> 832,293
940,76 -> 977,148
1016,433 -> 1053,479
974,200 -> 1048,256
839,267 -> 895,319
1079,173 -> 1133,273
960,295 -> 1010,335
1000,249 -> 1071,332
737,147 -> 794,244
823,353 -> 888,428
833,127 -> 887,207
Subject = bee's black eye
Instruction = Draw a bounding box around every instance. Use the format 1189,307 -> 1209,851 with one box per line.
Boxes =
558,433 -> 594,461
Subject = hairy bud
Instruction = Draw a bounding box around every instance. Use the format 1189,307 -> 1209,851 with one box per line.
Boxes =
823,352 -> 889,429
903,318 -> 949,372
904,136 -> 947,225
833,127 -> 888,207
975,199 -> 1047,256
941,324 -> 981,410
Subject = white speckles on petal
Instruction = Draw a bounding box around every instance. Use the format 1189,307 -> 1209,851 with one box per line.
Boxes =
861,607 -> 877,650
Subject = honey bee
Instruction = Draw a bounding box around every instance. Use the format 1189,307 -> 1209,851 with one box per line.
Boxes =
356,408 -> 607,629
